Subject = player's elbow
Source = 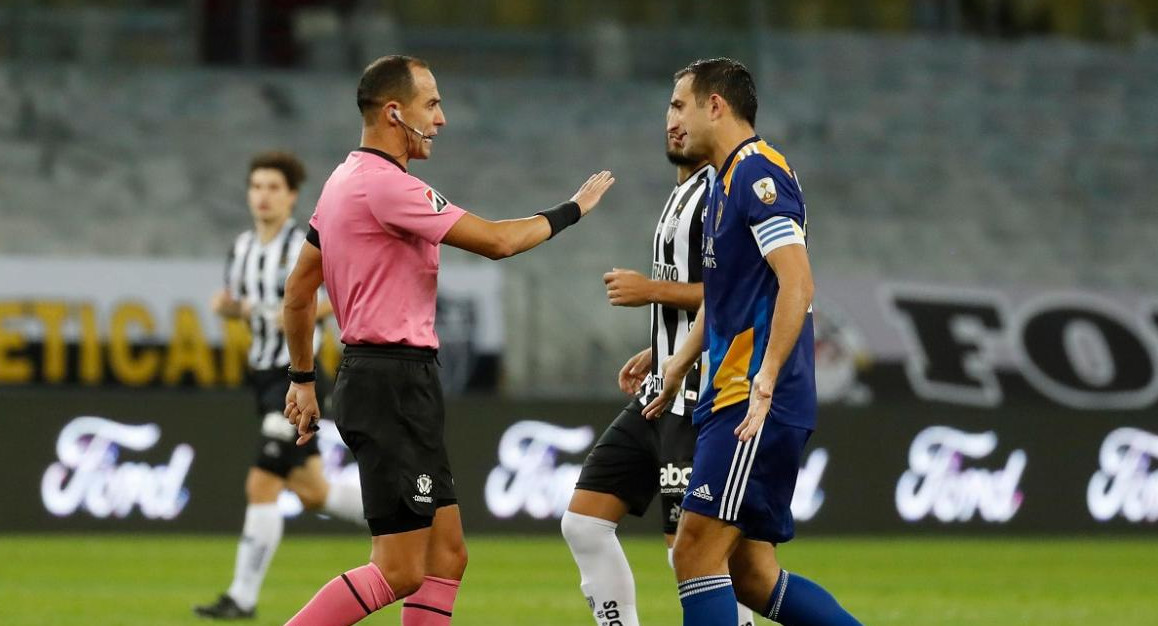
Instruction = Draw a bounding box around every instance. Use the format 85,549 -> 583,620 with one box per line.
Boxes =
799,276 -> 814,303
283,280 -> 311,311
782,274 -> 813,306
483,234 -> 518,260
283,291 -> 309,312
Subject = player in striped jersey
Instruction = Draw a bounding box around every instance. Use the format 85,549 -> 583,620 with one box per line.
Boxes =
194,151 -> 364,621
561,128 -> 754,626
646,59 -> 860,625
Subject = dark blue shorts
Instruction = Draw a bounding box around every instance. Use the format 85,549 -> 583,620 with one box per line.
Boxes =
681,403 -> 812,543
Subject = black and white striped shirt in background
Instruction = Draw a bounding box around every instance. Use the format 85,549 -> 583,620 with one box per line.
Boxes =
639,164 -> 714,417
224,220 -> 323,371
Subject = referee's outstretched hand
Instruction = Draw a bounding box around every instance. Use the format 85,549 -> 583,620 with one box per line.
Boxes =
284,382 -> 320,446
571,171 -> 616,216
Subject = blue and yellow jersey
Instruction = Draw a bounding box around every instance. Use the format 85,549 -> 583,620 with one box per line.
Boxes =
694,136 -> 816,429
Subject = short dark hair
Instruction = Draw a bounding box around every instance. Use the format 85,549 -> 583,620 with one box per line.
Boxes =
248,150 -> 306,191
357,55 -> 429,120
674,58 -> 758,127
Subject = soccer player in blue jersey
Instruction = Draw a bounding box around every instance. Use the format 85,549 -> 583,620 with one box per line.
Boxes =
644,58 -> 861,626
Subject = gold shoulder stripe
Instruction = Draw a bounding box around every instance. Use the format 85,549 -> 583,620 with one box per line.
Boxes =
722,161 -> 739,195
724,143 -> 785,194
722,146 -> 755,195
756,141 -> 792,175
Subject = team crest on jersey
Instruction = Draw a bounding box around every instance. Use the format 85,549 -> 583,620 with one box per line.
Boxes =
425,188 -> 449,213
752,177 -> 777,204
714,198 -> 725,229
662,214 -> 680,243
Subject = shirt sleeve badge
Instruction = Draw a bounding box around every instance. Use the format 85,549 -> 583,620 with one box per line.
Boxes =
752,177 -> 777,204
425,188 -> 449,213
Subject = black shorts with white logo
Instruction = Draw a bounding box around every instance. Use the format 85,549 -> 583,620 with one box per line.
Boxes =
250,367 -> 321,478
331,344 -> 456,536
574,400 -> 698,534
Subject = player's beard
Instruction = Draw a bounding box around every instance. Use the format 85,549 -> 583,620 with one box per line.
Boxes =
674,132 -> 714,166
665,145 -> 698,167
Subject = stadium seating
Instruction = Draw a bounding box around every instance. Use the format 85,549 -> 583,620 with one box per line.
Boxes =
2,34 -> 1155,393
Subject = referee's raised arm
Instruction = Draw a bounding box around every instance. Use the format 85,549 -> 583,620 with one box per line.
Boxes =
441,170 -> 614,260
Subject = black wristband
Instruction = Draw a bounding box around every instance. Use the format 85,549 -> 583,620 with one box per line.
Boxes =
287,367 -> 316,384
535,201 -> 582,239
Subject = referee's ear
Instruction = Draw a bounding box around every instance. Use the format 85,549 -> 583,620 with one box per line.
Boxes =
379,102 -> 404,128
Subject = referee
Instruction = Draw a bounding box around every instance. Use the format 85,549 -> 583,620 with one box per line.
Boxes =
280,55 -> 614,626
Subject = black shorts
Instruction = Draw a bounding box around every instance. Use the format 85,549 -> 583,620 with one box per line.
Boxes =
331,344 -> 456,536
249,367 -> 321,478
574,400 -> 698,534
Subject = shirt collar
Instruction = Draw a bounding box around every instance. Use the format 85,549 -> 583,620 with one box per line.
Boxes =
718,135 -> 760,182
355,147 -> 407,172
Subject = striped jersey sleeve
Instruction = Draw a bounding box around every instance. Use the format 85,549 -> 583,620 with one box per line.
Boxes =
225,231 -> 252,299
750,215 -> 805,256
735,154 -> 807,257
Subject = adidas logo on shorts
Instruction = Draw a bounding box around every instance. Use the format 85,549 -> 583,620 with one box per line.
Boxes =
691,484 -> 713,502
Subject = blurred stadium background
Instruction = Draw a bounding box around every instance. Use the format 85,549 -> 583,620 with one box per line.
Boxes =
2,1 -> 1157,624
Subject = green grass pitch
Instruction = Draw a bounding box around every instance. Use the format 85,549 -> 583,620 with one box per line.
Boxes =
1,534 -> 1155,625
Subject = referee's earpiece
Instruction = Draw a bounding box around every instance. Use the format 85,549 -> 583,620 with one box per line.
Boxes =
390,108 -> 432,141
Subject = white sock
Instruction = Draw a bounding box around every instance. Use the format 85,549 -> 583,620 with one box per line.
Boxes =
321,480 -> 364,525
736,600 -> 755,626
226,503 -> 283,611
561,511 -> 641,626
667,546 -> 754,626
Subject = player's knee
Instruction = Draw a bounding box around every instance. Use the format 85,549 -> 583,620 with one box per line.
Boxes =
297,492 -> 325,511
671,527 -> 712,578
728,545 -> 779,595
560,510 -> 582,543
373,559 -> 425,599
731,576 -> 767,611
671,541 -> 696,578
245,470 -> 282,503
294,485 -> 327,511
560,511 -> 613,554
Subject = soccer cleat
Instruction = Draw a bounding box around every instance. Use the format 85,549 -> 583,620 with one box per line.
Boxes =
193,594 -> 255,620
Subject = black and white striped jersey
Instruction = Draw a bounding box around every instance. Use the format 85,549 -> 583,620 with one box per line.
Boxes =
224,220 -> 322,371
640,165 -> 714,416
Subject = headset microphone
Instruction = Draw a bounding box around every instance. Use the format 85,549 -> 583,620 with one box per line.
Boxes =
392,110 -> 433,141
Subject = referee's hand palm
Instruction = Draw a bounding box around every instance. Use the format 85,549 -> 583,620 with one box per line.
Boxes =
571,171 -> 616,216
284,383 -> 320,446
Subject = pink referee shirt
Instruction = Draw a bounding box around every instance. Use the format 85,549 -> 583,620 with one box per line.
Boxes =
309,148 -> 466,349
